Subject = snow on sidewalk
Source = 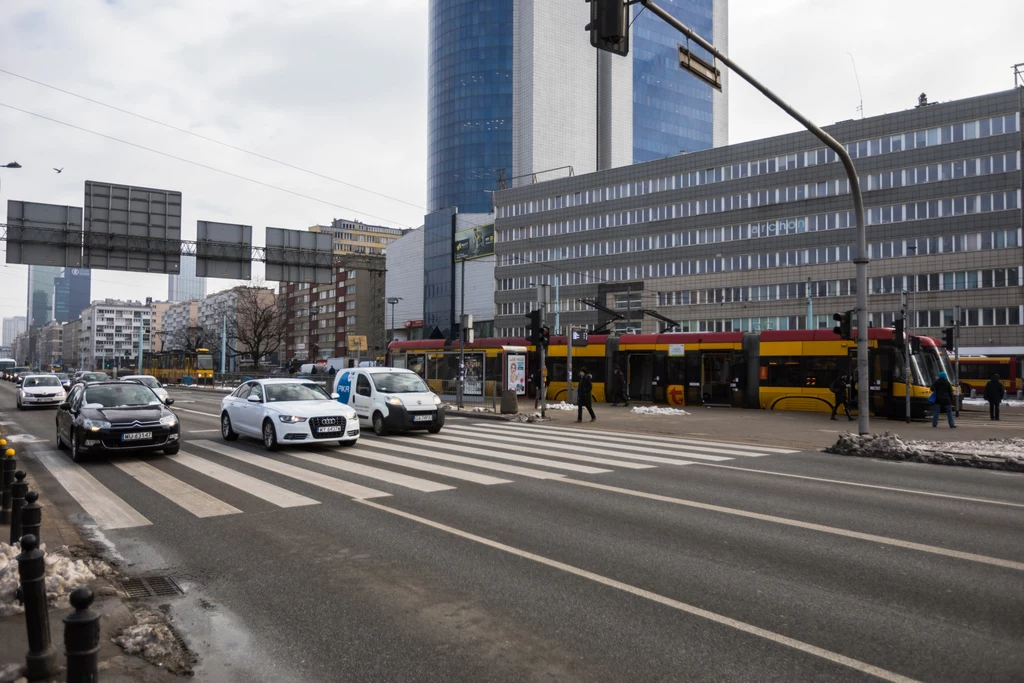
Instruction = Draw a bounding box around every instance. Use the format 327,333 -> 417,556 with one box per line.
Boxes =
826,432 -> 1024,471
963,397 -> 1024,408
631,405 -> 691,416
0,542 -> 113,617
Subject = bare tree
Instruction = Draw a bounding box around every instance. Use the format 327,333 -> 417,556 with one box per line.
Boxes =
162,317 -> 211,354
232,281 -> 288,371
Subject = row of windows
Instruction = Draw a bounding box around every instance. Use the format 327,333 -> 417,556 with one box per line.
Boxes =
496,228 -> 1021,292
871,268 -> 1021,294
497,113 -> 1021,219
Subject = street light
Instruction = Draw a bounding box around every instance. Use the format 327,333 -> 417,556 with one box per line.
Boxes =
386,297 -> 402,343
1,161 -> 21,195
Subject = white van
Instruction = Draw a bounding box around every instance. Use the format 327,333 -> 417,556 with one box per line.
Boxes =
334,367 -> 444,436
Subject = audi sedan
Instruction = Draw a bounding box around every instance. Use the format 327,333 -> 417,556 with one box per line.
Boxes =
55,381 -> 179,462
17,375 -> 67,409
220,378 -> 359,451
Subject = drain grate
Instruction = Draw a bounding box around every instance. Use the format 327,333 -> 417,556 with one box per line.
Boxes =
121,576 -> 183,599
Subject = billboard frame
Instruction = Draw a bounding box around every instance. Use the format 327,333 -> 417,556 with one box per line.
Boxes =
4,200 -> 83,267
264,227 -> 333,284
454,221 -> 494,262
83,181 -> 182,274
196,220 -> 253,280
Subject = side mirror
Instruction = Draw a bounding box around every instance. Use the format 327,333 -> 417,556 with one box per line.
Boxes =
59,402 -> 70,410
247,394 -> 261,403
330,393 -> 340,400
165,398 -> 175,406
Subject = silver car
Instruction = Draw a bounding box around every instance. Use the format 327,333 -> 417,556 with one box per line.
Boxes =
120,375 -> 171,404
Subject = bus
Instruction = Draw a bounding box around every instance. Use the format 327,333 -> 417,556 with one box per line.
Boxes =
0,358 -> 17,378
956,356 -> 1022,395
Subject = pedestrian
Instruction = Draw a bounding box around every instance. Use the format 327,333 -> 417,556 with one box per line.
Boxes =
931,371 -> 956,428
610,365 -> 629,406
984,373 -> 1005,421
531,367 -> 543,409
830,374 -> 853,421
576,367 -> 596,422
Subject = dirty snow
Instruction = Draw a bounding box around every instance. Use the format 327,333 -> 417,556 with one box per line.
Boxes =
508,412 -> 551,423
631,405 -> 691,416
114,607 -> 195,675
0,542 -> 112,617
826,432 -> 1024,471
544,401 -> 577,411
963,397 -> 1024,408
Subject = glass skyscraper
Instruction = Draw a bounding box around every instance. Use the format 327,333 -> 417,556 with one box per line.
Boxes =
53,268 -> 92,322
26,265 -> 62,326
168,255 -> 207,302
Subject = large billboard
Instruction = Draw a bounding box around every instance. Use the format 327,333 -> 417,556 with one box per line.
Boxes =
454,222 -> 494,261
83,181 -> 182,274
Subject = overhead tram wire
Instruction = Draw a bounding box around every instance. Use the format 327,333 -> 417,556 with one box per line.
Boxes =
0,102 -> 413,229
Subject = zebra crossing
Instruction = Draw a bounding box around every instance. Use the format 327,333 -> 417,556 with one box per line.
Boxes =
27,422 -> 798,531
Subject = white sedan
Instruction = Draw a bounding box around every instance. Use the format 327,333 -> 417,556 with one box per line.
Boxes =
120,375 -> 170,404
17,374 -> 67,409
220,378 -> 359,450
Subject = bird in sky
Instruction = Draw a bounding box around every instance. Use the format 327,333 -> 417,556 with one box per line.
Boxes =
53,167 -> 63,173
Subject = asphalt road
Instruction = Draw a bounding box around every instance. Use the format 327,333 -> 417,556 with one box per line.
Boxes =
2,381 -> 1022,682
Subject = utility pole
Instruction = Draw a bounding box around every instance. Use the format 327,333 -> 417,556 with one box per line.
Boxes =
901,290 -> 910,423
458,260 -> 466,409
220,314 -> 227,375
953,304 -> 961,417
806,278 -> 813,330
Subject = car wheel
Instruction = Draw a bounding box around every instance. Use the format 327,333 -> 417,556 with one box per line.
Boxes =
163,444 -> 180,455
55,421 -> 65,450
70,432 -> 83,463
262,420 -> 278,451
372,412 -> 388,437
427,426 -> 442,434
221,413 -> 238,441
338,439 -> 357,447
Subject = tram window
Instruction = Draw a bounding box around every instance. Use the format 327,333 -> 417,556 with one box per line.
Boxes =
762,357 -> 839,387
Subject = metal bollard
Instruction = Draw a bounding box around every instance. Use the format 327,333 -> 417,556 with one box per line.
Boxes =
20,491 -> 42,548
10,471 -> 28,545
17,534 -> 59,679
64,587 -> 100,683
0,447 -> 15,524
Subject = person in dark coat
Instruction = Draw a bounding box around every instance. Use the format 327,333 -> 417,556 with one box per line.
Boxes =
984,374 -> 1005,421
610,366 -> 629,406
576,368 -> 596,422
830,374 -> 853,421
531,367 -> 543,409
931,371 -> 956,428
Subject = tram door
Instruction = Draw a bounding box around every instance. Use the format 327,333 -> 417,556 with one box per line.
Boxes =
627,354 -> 654,401
702,353 -> 733,405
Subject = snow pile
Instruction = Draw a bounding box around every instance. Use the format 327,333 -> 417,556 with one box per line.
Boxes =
826,432 -> 925,460
826,432 -> 1024,471
0,542 -> 112,617
508,412 -> 550,423
963,397 -> 1024,408
114,607 -> 195,675
544,401 -> 576,411
631,405 -> 691,416
914,437 -> 1024,460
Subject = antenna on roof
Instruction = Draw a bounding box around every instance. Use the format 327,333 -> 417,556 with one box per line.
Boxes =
847,53 -> 864,118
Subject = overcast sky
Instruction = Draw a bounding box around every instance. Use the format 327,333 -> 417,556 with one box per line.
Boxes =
1,0 -> 1021,327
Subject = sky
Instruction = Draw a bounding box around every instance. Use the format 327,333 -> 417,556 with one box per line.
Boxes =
1,0 -> 1022,327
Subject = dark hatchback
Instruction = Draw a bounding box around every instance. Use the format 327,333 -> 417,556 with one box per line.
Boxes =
56,381 -> 180,462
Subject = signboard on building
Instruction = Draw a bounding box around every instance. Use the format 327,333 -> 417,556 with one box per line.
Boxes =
454,222 -> 494,261
506,353 -> 526,395
347,335 -> 368,352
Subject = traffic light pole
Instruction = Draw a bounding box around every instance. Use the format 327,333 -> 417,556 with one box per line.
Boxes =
954,305 -> 961,416
901,292 -> 910,423
638,0 -> 870,435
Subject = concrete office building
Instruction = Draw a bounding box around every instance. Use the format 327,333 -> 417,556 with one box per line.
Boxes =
310,218 -> 406,256
168,255 -> 207,303
384,229 -> 426,342
161,300 -> 201,351
493,89 -> 1023,352
79,300 -> 153,370
422,210 -> 496,340
62,318 -> 82,370
3,316 -> 27,348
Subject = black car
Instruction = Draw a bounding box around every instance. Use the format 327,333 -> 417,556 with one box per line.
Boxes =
56,381 -> 179,462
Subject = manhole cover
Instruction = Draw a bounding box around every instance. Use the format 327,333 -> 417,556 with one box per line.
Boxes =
121,576 -> 183,599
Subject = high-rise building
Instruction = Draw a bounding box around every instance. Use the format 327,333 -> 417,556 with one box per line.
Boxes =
309,219 -> 407,255
26,265 -> 62,326
168,255 -> 207,302
2,316 -> 27,348
79,299 -> 153,370
53,267 -> 93,323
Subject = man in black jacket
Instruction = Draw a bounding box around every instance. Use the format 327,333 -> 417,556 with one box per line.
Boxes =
984,374 -> 1005,421
576,368 -> 596,422
830,374 -> 853,421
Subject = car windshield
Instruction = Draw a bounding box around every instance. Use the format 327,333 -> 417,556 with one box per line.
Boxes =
56,374 -> 69,380
127,376 -> 160,388
83,373 -> 108,382
24,376 -> 62,387
84,385 -> 161,408
371,373 -> 430,394
265,383 -> 331,402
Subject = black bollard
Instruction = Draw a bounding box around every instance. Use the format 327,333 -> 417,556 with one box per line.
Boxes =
0,450 -> 14,524
64,587 -> 100,683
21,491 -> 42,548
17,534 -> 59,679
10,471 -> 28,545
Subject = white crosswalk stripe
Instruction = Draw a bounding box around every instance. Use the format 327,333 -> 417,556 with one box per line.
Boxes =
431,429 -> 655,469
287,451 -> 455,493
170,451 -> 320,508
333,449 -> 512,486
354,439 -> 566,480
113,459 -> 242,518
34,450 -> 152,530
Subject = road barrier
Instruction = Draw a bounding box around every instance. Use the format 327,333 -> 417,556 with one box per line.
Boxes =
20,491 -> 42,548
64,588 -> 101,683
10,470 -> 27,545
17,533 -> 60,679
1,445 -> 14,524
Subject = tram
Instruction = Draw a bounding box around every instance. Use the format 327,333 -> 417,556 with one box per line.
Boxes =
956,356 -> 1022,395
146,348 -> 215,384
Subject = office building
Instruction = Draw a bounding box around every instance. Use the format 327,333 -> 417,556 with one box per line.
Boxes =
309,219 -> 407,255
161,300 -> 201,351
493,89 -> 1023,352
79,300 -> 153,370
62,318 -> 82,370
384,229 -> 425,341
3,316 -> 27,348
53,268 -> 92,323
149,301 -> 174,352
26,265 -> 62,326
168,255 -> 207,303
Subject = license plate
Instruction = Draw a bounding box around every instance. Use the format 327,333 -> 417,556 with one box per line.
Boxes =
413,414 -> 433,422
122,432 -> 152,441
317,425 -> 342,433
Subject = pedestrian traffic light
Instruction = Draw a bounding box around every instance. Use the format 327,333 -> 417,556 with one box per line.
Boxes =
832,310 -> 854,340
525,309 -> 542,346
585,0 -> 629,56
538,325 -> 550,350
942,327 -> 955,350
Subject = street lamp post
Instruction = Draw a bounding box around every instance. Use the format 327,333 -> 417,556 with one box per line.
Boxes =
1,161 -> 22,196
386,297 -> 402,344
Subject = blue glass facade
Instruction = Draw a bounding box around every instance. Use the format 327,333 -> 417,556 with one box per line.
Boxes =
632,0 -> 715,162
423,208 -> 457,339
54,268 -> 92,323
427,0 -> 513,214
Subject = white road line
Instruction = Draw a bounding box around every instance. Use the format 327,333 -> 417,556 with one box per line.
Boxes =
357,499 -> 919,683
338,450 -> 511,486
435,429 -> 654,469
193,440 -> 391,500
190,429 -> 221,433
560,478 -> 1024,572
287,452 -> 455,493
170,451 -> 319,508
355,440 -> 565,480
471,425 -> 734,461
113,459 -> 242,517
371,437 -> 609,474
175,408 -> 220,418
34,450 -> 151,530
694,463 -> 1024,508
492,422 -> 798,454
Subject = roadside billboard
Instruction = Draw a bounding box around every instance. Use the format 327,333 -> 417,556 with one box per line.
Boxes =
454,222 -> 494,261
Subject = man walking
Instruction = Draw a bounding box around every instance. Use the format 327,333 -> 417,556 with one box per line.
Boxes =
610,366 -> 629,406
984,373 -> 1005,421
830,374 -> 853,421
931,371 -> 956,428
576,367 -> 596,422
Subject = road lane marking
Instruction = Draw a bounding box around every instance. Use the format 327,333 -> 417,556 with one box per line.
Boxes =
357,499 -> 919,683
435,429 -> 654,469
693,463 -> 1024,508
113,459 -> 242,517
190,429 -> 221,433
170,451 -> 319,508
337,450 -> 511,486
559,478 -> 1024,571
194,440 -> 391,500
34,450 -> 151,530
175,408 -> 221,418
287,452 -> 455,493
365,437 -> 609,474
355,440 -> 565,480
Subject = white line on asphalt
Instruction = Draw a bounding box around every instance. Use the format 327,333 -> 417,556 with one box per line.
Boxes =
194,440 -> 392,500
559,478 -> 1024,572
434,429 -> 654,469
366,436 -> 609,474
170,451 -> 319,508
34,450 -> 151,530
175,408 -> 220,418
693,463 -> 1024,508
357,499 -> 919,683
337,449 -> 512,486
355,440 -> 566,480
287,452 -> 455,493
113,459 -> 242,517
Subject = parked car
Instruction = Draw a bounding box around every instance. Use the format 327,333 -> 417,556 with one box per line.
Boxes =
75,372 -> 109,385
55,381 -> 179,462
220,378 -> 359,451
120,375 -> 170,404
54,373 -> 73,391
17,375 -> 67,410
333,367 -> 444,436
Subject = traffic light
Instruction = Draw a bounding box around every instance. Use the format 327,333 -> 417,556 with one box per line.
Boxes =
586,0 -> 629,56
893,317 -> 905,342
832,310 -> 854,340
942,327 -> 955,350
910,336 -> 922,354
538,325 -> 550,350
525,309 -> 542,346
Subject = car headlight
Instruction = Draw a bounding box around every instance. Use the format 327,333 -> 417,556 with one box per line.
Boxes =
159,414 -> 179,427
82,418 -> 111,432
386,396 -> 403,406
433,394 -> 442,405
278,415 -> 307,423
